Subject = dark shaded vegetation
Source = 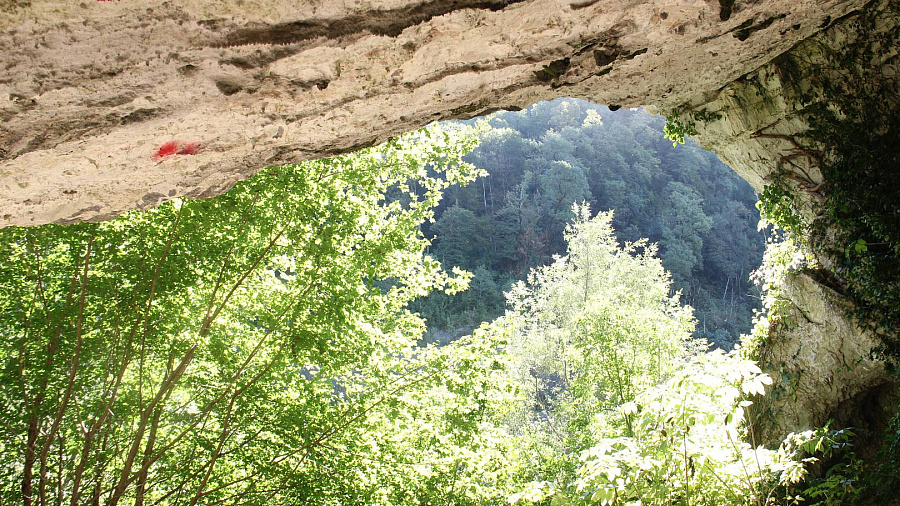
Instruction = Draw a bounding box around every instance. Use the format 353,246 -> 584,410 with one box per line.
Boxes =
750,3 -> 900,502
411,99 -> 766,348
802,21 -> 900,364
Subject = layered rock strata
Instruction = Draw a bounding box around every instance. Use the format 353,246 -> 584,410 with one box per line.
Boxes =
0,0 -> 864,226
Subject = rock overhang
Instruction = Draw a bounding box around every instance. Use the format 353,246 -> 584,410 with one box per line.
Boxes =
0,0 -> 867,227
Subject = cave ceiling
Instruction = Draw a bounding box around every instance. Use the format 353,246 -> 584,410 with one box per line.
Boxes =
0,0 -> 868,226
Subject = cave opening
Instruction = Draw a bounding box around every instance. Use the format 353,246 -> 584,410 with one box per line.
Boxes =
2,0 -> 900,501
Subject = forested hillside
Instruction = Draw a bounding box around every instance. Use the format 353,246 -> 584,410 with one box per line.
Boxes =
413,99 -> 766,347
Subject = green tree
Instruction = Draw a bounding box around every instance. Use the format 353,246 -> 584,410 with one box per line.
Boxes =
464,127 -> 533,213
431,205 -> 491,271
536,161 -> 592,252
0,125 -> 514,506
660,182 -> 713,292
500,204 -> 702,458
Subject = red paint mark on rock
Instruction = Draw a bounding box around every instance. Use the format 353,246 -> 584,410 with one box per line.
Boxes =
153,141 -> 179,159
153,140 -> 202,160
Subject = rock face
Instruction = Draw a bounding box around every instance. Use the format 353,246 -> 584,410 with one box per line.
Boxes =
752,271 -> 897,445
684,1 -> 900,442
0,0 -> 864,226
0,0 -> 897,443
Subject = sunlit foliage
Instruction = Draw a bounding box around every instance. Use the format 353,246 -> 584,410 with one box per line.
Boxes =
0,116 -> 859,506
500,214 -> 846,506
500,205 -> 701,445
0,125 -> 522,505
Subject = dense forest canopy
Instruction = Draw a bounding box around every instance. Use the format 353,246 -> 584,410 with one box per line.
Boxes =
412,99 -> 766,348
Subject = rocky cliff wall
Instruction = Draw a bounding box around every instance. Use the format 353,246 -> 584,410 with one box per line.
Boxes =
684,1 -> 899,441
0,0 -> 864,226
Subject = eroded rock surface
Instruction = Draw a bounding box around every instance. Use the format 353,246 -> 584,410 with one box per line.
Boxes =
753,271 -> 897,444
0,0 -> 864,226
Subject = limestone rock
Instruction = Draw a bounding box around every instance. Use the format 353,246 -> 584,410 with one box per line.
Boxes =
0,0 -> 864,226
685,3 -> 900,442
754,271 -> 897,444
